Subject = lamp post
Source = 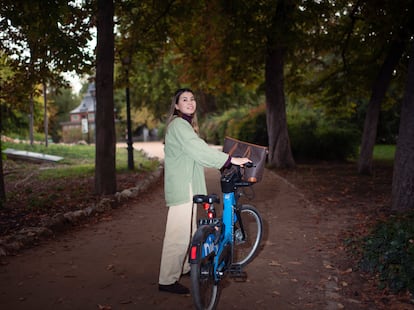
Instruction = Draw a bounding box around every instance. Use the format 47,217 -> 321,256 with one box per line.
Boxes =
122,56 -> 134,170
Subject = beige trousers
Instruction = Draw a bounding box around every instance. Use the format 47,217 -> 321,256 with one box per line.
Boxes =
159,186 -> 197,285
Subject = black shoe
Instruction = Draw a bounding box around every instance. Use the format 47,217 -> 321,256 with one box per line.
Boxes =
159,281 -> 190,295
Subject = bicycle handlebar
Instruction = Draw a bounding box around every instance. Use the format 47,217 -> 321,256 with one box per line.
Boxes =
234,181 -> 252,187
221,162 -> 256,193
244,162 -> 254,168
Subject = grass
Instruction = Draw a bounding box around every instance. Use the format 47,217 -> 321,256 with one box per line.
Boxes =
3,140 -> 395,178
372,144 -> 395,162
348,144 -> 395,165
2,141 -> 159,179
0,140 -> 161,232
3,141 -> 95,163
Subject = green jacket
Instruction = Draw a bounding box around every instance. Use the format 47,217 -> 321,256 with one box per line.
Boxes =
164,117 -> 229,206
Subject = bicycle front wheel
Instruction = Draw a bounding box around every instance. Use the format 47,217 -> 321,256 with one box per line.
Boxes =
233,204 -> 263,267
190,226 -> 219,310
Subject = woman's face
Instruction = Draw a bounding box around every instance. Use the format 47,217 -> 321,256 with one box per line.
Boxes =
175,91 -> 196,116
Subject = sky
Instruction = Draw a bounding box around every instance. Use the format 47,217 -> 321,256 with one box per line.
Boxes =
64,72 -> 83,94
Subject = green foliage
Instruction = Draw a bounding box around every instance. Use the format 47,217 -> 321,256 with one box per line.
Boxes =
229,105 -> 268,146
200,103 -> 360,161
1,1 -> 93,145
314,125 -> 360,160
0,0 -> 93,81
0,108 -> 30,136
287,105 -> 360,160
117,51 -> 182,121
359,211 -> 414,294
200,106 -> 258,144
48,87 -> 81,142
377,99 -> 401,144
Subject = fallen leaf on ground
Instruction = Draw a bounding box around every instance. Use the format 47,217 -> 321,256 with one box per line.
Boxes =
339,268 -> 353,274
269,260 -> 282,266
287,261 -> 302,265
106,264 -> 115,271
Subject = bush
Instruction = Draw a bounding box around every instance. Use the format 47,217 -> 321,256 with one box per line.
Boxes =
200,107 -> 253,144
287,108 -> 359,160
287,112 -> 318,159
233,105 -> 268,146
359,211 -> 414,294
199,103 -> 360,161
314,124 -> 359,160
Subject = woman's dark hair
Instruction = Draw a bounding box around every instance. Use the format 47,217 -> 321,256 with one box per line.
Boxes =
173,88 -> 194,106
166,88 -> 199,133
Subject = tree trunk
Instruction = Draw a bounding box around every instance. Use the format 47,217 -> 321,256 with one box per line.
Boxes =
43,82 -> 48,147
0,148 -> 5,205
392,41 -> 414,211
94,0 -> 116,195
0,108 -> 6,204
197,92 -> 217,116
29,93 -> 34,146
264,0 -> 295,169
358,37 -> 406,175
265,46 -> 295,169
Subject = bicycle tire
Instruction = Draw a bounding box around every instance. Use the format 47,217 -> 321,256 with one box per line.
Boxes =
190,226 -> 219,310
233,204 -> 263,267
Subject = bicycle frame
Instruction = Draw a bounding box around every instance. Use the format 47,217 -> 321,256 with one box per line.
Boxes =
190,166 -> 252,281
213,191 -> 236,279
190,165 -> 263,310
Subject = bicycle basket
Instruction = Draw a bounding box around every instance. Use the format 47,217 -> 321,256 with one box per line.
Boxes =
222,136 -> 268,183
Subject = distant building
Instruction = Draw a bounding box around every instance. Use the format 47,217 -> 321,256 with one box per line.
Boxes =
61,83 -> 96,143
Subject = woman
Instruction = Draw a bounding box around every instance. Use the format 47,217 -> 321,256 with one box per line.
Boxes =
158,88 -> 251,294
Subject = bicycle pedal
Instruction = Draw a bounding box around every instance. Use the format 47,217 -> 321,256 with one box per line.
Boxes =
228,265 -> 247,281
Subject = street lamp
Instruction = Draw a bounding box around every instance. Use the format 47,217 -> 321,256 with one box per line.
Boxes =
122,56 -> 134,170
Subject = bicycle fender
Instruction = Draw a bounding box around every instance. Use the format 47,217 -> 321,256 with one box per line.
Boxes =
189,225 -> 216,264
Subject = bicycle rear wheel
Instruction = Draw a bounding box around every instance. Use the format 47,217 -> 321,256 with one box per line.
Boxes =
233,204 -> 263,267
190,226 -> 219,310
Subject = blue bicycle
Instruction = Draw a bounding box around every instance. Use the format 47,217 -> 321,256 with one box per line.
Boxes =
189,163 -> 263,310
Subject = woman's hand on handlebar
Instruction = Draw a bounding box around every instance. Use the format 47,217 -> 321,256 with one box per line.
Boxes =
230,157 -> 252,167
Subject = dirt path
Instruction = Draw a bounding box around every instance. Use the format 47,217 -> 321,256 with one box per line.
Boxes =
0,164 -> 371,309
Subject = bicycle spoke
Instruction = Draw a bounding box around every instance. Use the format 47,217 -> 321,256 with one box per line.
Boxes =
233,205 -> 263,267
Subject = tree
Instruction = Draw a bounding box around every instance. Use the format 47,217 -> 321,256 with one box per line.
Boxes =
115,0 -> 179,120
94,0 -> 116,195
47,87 -> 80,142
264,0 -> 296,168
114,0 -> 293,170
358,35 -> 408,174
392,40 -> 414,211
0,115 -> 5,205
0,0 -> 93,144
355,1 -> 414,174
162,0 -> 343,168
0,53 -> 30,203
216,0 -> 298,167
